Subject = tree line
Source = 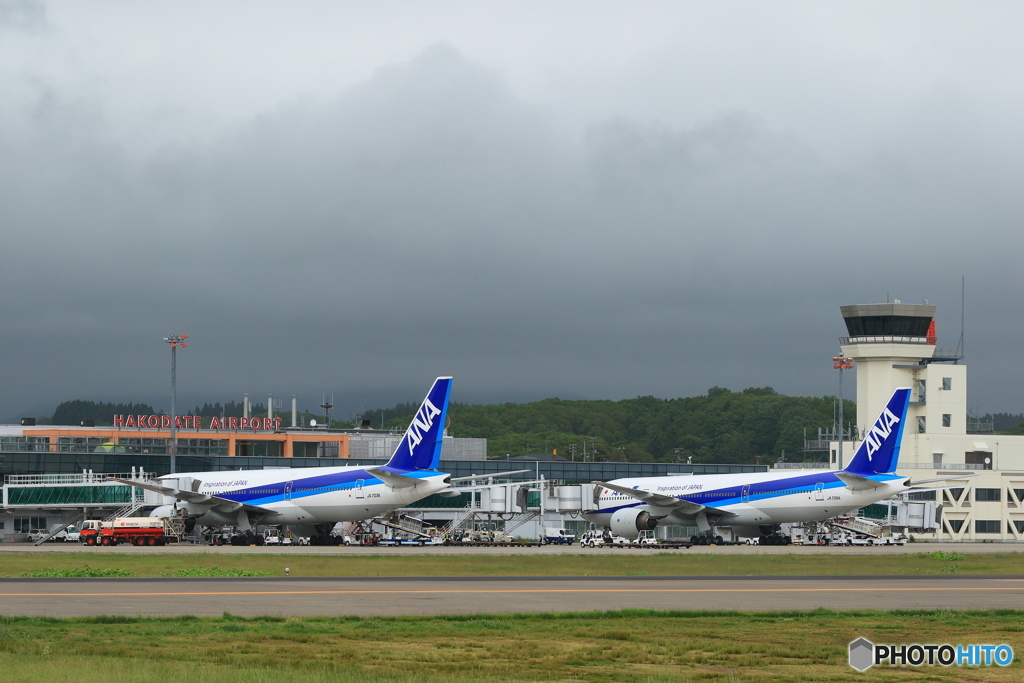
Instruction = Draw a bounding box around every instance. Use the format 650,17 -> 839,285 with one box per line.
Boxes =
370,386 -> 858,465
47,392 -> 1024,465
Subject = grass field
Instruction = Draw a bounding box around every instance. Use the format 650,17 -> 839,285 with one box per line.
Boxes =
0,550 -> 1018,578
0,609 -> 1021,682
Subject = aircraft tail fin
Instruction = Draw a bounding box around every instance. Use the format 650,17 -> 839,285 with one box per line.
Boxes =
384,377 -> 453,471
844,387 -> 911,475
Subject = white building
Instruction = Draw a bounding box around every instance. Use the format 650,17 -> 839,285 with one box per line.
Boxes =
832,302 -> 1024,542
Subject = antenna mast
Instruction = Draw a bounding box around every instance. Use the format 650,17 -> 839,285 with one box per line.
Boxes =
957,276 -> 965,353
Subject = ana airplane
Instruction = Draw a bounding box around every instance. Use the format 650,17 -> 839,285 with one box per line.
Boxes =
117,377 -> 458,544
585,387 -> 970,545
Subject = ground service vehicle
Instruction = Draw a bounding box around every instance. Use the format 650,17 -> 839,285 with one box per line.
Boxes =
263,529 -> 292,545
29,526 -> 81,543
541,528 -> 576,545
81,517 -> 189,546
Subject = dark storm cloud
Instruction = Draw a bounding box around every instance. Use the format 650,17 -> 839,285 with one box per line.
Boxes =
1,8 -> 1022,421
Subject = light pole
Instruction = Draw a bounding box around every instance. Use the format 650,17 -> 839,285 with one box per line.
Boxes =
164,334 -> 189,474
833,354 -> 853,469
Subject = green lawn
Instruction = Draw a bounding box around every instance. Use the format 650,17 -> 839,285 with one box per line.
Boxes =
0,550 -> 1019,578
0,610 -> 1021,682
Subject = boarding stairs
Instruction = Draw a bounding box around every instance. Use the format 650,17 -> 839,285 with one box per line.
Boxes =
441,501 -> 482,536
103,486 -> 147,522
501,511 -> 540,537
33,510 -> 88,546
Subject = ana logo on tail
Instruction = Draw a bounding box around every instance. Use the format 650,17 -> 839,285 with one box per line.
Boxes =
865,407 -> 901,460
405,398 -> 441,455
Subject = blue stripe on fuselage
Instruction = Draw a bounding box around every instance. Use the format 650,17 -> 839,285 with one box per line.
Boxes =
204,467 -> 439,507
597,471 -> 902,514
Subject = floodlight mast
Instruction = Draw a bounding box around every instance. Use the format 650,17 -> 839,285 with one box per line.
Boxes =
833,354 -> 854,468
163,334 -> 189,474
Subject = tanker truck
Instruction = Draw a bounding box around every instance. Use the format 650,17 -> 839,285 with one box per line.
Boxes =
80,516 -> 191,547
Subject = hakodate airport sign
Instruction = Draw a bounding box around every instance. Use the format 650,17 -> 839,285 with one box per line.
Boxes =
112,415 -> 284,431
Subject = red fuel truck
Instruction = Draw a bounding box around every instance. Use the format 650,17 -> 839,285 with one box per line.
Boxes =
80,517 -> 189,546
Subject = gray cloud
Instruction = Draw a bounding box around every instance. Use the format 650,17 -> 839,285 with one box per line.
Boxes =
1,5 -> 1022,421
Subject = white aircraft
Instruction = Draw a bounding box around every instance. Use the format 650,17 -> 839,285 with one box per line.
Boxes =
117,377 -> 459,544
585,387 -> 970,545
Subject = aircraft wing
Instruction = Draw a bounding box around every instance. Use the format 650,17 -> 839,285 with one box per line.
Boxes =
365,468 -> 426,489
111,478 -> 274,514
594,481 -> 724,515
906,474 -> 977,488
450,470 -> 532,482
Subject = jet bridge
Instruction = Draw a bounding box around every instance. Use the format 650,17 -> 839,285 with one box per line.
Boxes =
406,477 -> 600,536
449,477 -> 599,515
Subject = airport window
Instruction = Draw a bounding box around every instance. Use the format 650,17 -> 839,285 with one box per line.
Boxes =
942,414 -> 951,428
946,518 -> 964,533
0,436 -> 50,452
14,516 -> 47,533
974,520 -> 1000,534
942,377 -> 952,391
119,438 -> 168,454
908,491 -> 936,501
1014,489 -> 1024,504
235,440 -> 282,458
917,416 -> 926,433
947,488 -> 965,503
843,315 -> 931,338
965,451 -> 993,470
975,488 -> 1001,502
1012,520 -> 1024,534
57,436 -> 111,452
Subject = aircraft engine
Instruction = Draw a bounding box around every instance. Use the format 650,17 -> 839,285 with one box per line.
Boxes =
609,508 -> 658,539
149,505 -> 174,518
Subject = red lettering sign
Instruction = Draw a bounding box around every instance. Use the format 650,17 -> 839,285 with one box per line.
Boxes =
110,413 -> 279,431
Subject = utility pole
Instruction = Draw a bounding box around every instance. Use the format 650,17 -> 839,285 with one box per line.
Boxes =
163,334 -> 189,474
833,354 -> 853,469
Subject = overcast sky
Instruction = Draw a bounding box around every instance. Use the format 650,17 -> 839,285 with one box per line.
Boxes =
2,1 -> 1021,423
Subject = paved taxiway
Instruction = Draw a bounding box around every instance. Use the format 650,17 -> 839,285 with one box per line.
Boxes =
2,541 -> 1021,556
2,575 -> 1021,617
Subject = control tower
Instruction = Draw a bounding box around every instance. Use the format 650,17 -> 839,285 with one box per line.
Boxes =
839,302 -> 965,466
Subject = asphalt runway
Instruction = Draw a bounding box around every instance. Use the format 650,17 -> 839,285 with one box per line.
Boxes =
2,575 -> 1022,617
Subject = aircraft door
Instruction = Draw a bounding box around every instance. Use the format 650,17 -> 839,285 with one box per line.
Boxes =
284,481 -> 293,500
814,482 -> 824,501
356,480 -> 365,499
741,485 -> 750,503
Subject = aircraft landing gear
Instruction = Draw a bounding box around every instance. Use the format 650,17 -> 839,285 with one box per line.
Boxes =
690,532 -> 725,546
757,534 -> 792,546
